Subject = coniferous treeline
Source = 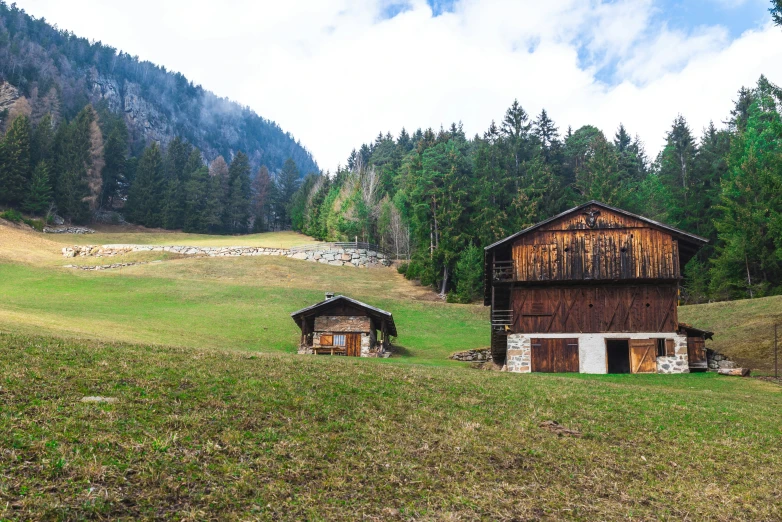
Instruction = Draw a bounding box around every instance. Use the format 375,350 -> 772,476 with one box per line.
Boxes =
290,76 -> 782,304
0,101 -> 303,233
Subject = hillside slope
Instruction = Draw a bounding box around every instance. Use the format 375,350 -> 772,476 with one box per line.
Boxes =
0,1 -> 318,174
680,296 -> 782,372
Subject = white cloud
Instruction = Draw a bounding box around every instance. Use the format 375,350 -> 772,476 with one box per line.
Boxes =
12,0 -> 782,170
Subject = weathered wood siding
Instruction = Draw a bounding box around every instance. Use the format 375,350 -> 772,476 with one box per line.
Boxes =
531,338 -> 579,373
512,207 -> 681,282
314,316 -> 371,333
511,284 -> 678,333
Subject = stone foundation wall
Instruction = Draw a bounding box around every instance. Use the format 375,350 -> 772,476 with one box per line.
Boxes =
504,333 -> 690,374
656,336 -> 690,374
62,244 -> 392,268
506,335 -> 532,373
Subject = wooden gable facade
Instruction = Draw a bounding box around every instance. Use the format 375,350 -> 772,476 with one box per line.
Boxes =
485,201 -> 709,369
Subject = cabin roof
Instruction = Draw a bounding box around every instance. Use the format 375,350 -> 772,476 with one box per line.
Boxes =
291,295 -> 397,337
484,200 -> 709,252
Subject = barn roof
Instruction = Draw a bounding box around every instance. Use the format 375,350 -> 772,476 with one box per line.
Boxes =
484,200 -> 709,252
291,295 -> 397,337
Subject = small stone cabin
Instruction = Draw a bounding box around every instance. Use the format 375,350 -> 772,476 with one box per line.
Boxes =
484,200 -> 714,375
291,294 -> 396,357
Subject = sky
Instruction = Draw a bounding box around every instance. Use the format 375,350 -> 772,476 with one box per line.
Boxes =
13,0 -> 782,171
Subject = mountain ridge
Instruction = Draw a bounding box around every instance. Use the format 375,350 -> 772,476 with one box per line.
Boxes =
0,1 -> 318,175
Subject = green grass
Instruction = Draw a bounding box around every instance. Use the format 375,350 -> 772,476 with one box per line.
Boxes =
0,258 -> 486,365
1,333 -> 780,520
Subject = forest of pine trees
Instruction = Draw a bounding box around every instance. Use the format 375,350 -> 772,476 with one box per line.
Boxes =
0,100 -> 304,234
289,76 -> 782,304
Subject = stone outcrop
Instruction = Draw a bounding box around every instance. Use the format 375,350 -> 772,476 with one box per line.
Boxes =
64,262 -> 148,271
45,227 -> 95,234
0,82 -> 21,114
450,349 -> 491,363
707,349 -> 735,370
61,244 -> 392,268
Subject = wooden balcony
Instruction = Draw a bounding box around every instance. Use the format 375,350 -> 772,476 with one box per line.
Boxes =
492,260 -> 514,283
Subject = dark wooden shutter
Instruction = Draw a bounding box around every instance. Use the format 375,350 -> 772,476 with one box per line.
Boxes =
629,339 -> 657,374
665,338 -> 676,357
687,337 -> 707,368
531,338 -> 579,373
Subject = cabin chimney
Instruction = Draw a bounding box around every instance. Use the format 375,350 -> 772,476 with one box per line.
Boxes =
325,292 -> 335,300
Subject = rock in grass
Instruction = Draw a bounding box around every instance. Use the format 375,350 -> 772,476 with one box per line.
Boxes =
80,396 -> 119,403
717,368 -> 751,377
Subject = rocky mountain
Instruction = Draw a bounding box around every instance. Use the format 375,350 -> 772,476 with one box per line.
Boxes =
0,1 -> 318,175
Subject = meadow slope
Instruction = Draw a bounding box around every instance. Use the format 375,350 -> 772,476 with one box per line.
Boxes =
1,334 -> 781,520
0,222 -> 486,364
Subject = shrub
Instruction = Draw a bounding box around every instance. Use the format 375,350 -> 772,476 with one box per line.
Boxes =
0,209 -> 23,223
452,245 -> 484,303
397,262 -> 409,275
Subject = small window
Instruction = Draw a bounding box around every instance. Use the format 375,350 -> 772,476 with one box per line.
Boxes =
656,339 -> 666,357
320,334 -> 333,346
656,339 -> 676,357
333,334 -> 346,347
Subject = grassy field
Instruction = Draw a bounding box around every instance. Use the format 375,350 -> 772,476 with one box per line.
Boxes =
0,222 -> 486,365
1,333 -> 781,520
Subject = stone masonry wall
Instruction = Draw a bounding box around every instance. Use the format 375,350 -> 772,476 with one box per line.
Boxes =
62,244 -> 392,268
656,335 -> 690,374
506,334 -> 532,373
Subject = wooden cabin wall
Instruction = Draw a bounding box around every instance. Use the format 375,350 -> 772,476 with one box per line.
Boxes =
511,284 -> 678,333
512,226 -> 680,282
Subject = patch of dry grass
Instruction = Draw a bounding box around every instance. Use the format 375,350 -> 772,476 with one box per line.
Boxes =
1,333 -> 780,520
680,296 -> 782,371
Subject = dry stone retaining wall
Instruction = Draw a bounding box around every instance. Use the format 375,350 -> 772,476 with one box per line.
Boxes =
62,244 -> 392,268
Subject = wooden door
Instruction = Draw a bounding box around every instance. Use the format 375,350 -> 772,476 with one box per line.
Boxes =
629,339 -> 657,374
687,337 -> 707,368
531,338 -> 579,373
345,333 -> 362,357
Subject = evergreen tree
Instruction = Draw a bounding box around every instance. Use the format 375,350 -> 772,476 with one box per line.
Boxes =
31,113 -> 55,168
99,119 -> 128,209
126,143 -> 165,227
450,244 -> 484,303
711,77 -> 782,299
251,165 -> 272,232
0,115 -> 32,206
656,115 -> 697,229
22,161 -> 52,215
224,151 -> 251,233
183,166 -> 209,232
772,0 -> 782,26
277,158 -> 300,228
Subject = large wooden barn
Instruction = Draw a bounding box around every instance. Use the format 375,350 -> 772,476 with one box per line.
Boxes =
291,294 -> 396,357
484,201 -> 713,374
